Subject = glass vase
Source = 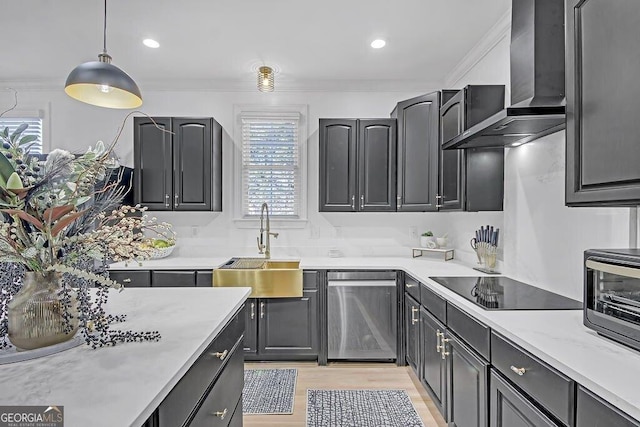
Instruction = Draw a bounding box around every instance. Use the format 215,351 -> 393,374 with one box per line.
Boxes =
7,271 -> 79,351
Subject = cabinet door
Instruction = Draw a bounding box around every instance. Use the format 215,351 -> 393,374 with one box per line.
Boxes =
358,119 -> 397,211
134,117 -> 173,211
259,290 -> 318,357
420,307 -> 446,419
566,0 -> 640,206
445,332 -> 488,427
172,118 -> 212,211
319,119 -> 357,211
576,385 -> 640,427
489,370 -> 557,427
439,91 -> 465,211
404,294 -> 420,373
151,270 -> 196,287
244,299 -> 258,356
395,93 -> 439,212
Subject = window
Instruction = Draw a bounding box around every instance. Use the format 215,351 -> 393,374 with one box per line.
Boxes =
0,117 -> 43,154
238,108 -> 306,219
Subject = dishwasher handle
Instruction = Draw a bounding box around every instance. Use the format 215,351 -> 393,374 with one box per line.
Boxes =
327,271 -> 396,281
328,280 -> 397,287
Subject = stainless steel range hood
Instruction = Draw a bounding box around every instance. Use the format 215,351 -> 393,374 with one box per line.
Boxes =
443,0 -> 565,149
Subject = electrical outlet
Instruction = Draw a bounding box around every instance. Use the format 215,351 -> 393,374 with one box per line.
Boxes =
410,226 -> 418,239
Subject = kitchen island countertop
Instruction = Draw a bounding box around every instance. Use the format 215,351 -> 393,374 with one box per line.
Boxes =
0,287 -> 251,427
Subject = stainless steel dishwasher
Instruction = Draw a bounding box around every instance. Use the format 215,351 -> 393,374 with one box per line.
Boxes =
327,271 -> 397,360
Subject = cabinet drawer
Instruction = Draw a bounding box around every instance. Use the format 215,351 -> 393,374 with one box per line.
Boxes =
491,332 -> 574,426
420,283 -> 446,324
490,369 -> 558,427
303,270 -> 318,289
152,270 -> 197,287
576,386 -> 640,427
108,270 -> 151,288
404,275 -> 420,301
189,344 -> 244,427
159,309 -> 244,427
446,303 -> 490,360
196,270 -> 214,287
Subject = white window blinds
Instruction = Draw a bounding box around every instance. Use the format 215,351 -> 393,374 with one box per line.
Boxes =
241,113 -> 300,217
0,117 -> 43,154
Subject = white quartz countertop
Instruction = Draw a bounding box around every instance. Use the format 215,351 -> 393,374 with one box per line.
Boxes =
109,255 -> 640,421
0,287 -> 251,427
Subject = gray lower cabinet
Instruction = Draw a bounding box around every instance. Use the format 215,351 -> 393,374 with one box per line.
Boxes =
576,386 -> 640,427
420,307 -> 446,418
405,294 -> 420,373
258,290 -> 318,358
443,330 -> 489,427
490,369 -> 557,427
109,269 -> 214,288
134,117 -> 222,212
108,270 -> 151,288
151,270 -> 197,287
148,306 -> 244,427
393,92 -> 440,212
565,0 -> 640,206
319,118 -> 397,212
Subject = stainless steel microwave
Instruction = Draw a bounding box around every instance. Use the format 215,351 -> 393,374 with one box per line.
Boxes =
584,249 -> 640,351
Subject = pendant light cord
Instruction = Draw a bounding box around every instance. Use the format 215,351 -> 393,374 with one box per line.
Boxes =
102,0 -> 107,54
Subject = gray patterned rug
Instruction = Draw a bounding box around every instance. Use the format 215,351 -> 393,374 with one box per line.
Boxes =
243,368 -> 297,415
306,389 -> 424,427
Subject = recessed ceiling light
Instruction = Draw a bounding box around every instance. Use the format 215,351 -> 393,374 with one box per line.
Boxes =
143,38 -> 160,49
370,39 -> 386,49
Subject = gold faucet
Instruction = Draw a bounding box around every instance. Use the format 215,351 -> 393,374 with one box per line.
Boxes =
257,202 -> 279,259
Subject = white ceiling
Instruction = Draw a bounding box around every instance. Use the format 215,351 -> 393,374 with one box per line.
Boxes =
1,0 -> 511,91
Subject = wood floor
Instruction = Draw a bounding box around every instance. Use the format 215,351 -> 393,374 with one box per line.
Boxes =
243,362 -> 447,427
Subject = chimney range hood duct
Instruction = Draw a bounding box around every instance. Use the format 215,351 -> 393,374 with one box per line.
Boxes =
443,0 -> 566,149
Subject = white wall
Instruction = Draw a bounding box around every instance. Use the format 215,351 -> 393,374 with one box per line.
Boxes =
447,24 -> 632,299
0,88 -> 501,262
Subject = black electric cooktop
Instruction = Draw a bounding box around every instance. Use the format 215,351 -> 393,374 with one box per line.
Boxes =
429,276 -> 583,310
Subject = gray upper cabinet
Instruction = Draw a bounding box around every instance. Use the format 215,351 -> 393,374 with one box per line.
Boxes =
133,117 -> 173,211
134,117 -> 222,212
566,0 -> 640,206
440,86 -> 505,212
319,118 -> 396,212
393,92 -> 440,212
319,119 -> 357,211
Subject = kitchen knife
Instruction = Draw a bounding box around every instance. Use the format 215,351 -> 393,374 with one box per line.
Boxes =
494,228 -> 499,246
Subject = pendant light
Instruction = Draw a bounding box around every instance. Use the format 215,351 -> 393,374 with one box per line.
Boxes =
64,0 -> 142,109
257,66 -> 274,92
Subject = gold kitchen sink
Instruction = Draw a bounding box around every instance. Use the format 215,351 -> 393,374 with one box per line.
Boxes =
212,257 -> 302,298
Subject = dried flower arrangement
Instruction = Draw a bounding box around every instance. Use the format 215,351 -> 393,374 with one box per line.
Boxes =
0,98 -> 172,349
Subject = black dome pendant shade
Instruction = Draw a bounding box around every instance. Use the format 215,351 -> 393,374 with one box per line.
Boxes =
64,0 -> 142,109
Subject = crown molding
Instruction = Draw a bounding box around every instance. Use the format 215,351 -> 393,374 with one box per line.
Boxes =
445,8 -> 511,88
1,78 -> 444,94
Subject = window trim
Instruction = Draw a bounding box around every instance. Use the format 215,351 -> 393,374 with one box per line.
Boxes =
0,105 -> 50,153
233,104 -> 308,229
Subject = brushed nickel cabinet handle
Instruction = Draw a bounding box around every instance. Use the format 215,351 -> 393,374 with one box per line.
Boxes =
441,337 -> 450,359
351,195 -> 355,210
165,194 -> 170,208
250,302 -> 255,320
436,330 -> 444,352
210,350 -> 228,360
174,193 -> 179,208
405,283 -> 417,288
411,306 -> 419,324
212,408 -> 227,419
260,301 -> 265,319
122,278 -> 132,283
360,195 -> 364,209
397,195 -> 402,209
510,365 -> 526,376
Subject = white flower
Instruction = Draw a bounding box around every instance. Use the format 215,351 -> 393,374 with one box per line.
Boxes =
44,149 -> 75,176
